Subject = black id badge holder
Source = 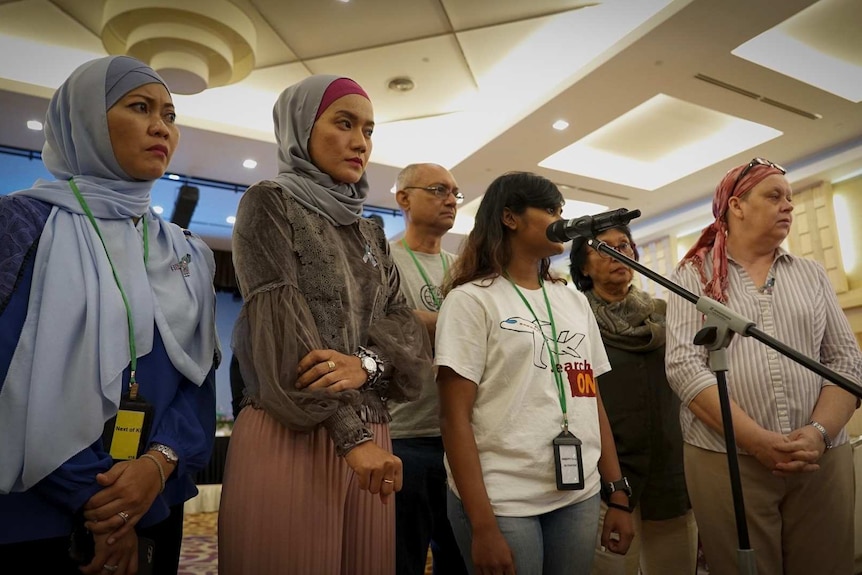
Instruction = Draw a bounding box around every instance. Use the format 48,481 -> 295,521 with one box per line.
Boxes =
102,385 -> 154,461
553,428 -> 585,491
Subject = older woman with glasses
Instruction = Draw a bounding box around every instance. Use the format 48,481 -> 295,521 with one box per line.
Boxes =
569,224 -> 697,575
665,158 -> 861,575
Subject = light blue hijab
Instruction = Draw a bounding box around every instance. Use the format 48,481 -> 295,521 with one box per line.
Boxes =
0,56 -> 218,493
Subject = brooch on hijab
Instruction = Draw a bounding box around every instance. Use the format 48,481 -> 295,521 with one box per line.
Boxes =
363,243 -> 378,268
171,254 -> 192,277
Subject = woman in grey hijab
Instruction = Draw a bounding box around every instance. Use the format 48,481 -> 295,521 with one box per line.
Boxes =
218,75 -> 433,574
0,56 -> 218,575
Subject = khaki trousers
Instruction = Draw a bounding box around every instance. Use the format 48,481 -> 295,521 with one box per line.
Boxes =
683,442 -> 854,575
591,502 -> 698,575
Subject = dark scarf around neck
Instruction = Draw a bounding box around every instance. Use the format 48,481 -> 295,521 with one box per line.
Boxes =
585,285 -> 666,352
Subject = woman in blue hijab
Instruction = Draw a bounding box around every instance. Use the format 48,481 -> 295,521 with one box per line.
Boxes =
0,56 -> 218,575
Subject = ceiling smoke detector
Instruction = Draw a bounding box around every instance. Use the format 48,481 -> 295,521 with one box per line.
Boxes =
388,77 -> 415,92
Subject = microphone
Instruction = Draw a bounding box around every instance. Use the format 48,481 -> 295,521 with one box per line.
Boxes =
546,208 -> 641,242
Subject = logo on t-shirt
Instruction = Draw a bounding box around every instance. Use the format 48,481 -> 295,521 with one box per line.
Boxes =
419,284 -> 443,311
500,317 -> 586,369
559,361 -> 596,398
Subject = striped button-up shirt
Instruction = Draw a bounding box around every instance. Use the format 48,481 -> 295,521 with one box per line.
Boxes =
665,248 -> 862,452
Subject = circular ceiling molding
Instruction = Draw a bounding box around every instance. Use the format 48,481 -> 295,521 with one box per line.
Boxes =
101,0 -> 256,95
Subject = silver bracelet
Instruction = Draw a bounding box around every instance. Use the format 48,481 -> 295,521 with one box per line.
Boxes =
139,453 -> 166,493
808,420 -> 833,450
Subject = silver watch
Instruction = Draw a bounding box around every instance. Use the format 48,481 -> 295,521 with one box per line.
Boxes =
149,443 -> 179,464
354,346 -> 383,388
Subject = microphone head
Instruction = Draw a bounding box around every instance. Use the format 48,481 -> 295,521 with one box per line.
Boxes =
546,219 -> 571,243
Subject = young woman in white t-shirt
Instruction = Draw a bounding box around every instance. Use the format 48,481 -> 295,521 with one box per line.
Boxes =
436,172 -> 634,575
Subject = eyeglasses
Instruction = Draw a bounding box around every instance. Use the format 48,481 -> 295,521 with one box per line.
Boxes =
403,185 -> 464,204
732,157 -> 786,193
592,241 -> 635,260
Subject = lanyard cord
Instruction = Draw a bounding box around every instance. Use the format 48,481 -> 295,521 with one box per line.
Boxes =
401,239 -> 448,309
68,179 -> 148,397
505,272 -> 568,430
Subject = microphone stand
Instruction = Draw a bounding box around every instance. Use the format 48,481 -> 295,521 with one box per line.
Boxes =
586,238 -> 862,575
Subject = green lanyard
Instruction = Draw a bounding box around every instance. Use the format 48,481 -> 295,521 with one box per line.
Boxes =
505,273 -> 568,430
401,239 -> 449,309
69,179 -> 148,398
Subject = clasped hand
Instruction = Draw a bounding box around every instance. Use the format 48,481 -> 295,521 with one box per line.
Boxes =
751,427 -> 824,475
82,459 -> 162,541
295,349 -> 367,391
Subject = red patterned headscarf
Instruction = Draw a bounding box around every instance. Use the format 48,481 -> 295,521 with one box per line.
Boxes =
679,160 -> 785,302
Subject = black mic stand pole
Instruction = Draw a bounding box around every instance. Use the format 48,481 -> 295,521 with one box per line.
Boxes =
585,238 -> 862,575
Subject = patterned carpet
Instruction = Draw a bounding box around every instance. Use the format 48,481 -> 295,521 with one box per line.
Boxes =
178,511 -> 434,574
179,511 -> 707,574
179,512 -> 218,575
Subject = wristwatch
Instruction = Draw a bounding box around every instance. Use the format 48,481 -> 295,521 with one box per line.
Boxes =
602,476 -> 632,499
148,443 -> 179,465
354,346 -> 383,388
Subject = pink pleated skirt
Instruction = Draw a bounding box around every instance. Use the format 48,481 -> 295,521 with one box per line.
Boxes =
218,407 -> 395,575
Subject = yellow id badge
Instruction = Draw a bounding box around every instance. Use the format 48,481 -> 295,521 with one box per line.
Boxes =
103,395 -> 154,461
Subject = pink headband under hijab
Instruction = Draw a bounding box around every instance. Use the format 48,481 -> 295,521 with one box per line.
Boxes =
315,77 -> 369,121
679,161 -> 785,303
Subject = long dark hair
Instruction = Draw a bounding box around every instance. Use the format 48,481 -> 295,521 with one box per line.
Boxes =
446,171 -> 565,293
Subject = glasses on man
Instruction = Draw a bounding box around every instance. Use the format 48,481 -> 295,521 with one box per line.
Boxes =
403,185 -> 464,204
732,157 -> 786,193
592,240 -> 635,260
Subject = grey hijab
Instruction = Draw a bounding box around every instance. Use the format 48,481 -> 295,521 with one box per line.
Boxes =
0,56 -> 218,492
270,75 -> 369,226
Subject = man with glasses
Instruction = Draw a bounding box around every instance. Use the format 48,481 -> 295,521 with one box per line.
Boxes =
389,163 -> 468,575
666,158 -> 861,575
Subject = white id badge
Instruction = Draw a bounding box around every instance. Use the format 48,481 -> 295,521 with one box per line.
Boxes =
553,430 -> 584,491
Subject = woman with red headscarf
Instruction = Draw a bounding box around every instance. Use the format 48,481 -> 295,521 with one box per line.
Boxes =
217,75 -> 433,574
665,158 -> 861,575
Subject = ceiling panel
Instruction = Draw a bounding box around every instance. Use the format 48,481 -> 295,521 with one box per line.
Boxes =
51,0 -> 105,35
442,0 -> 597,30
230,0 -> 301,67
783,0 -> 862,66
0,0 -> 103,50
251,0 -> 451,59
305,35 -> 475,124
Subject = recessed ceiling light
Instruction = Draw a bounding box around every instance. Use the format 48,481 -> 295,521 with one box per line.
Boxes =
242,159 -> 257,169
27,120 -> 42,131
226,216 -> 236,224
168,174 -> 180,180
153,205 -> 164,214
387,77 -> 415,92
552,119 -> 569,131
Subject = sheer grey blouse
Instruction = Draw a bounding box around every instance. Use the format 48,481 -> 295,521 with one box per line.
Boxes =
231,181 -> 433,454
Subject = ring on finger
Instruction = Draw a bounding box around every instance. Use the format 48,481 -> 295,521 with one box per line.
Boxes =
382,478 -> 394,484
103,565 -> 119,573
117,511 -> 130,524
326,360 -> 336,372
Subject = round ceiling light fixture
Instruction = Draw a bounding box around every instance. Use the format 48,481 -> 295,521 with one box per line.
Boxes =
100,0 -> 257,95
387,76 -> 415,92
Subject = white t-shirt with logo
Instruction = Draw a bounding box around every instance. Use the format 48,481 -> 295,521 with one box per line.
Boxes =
435,277 -> 610,517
